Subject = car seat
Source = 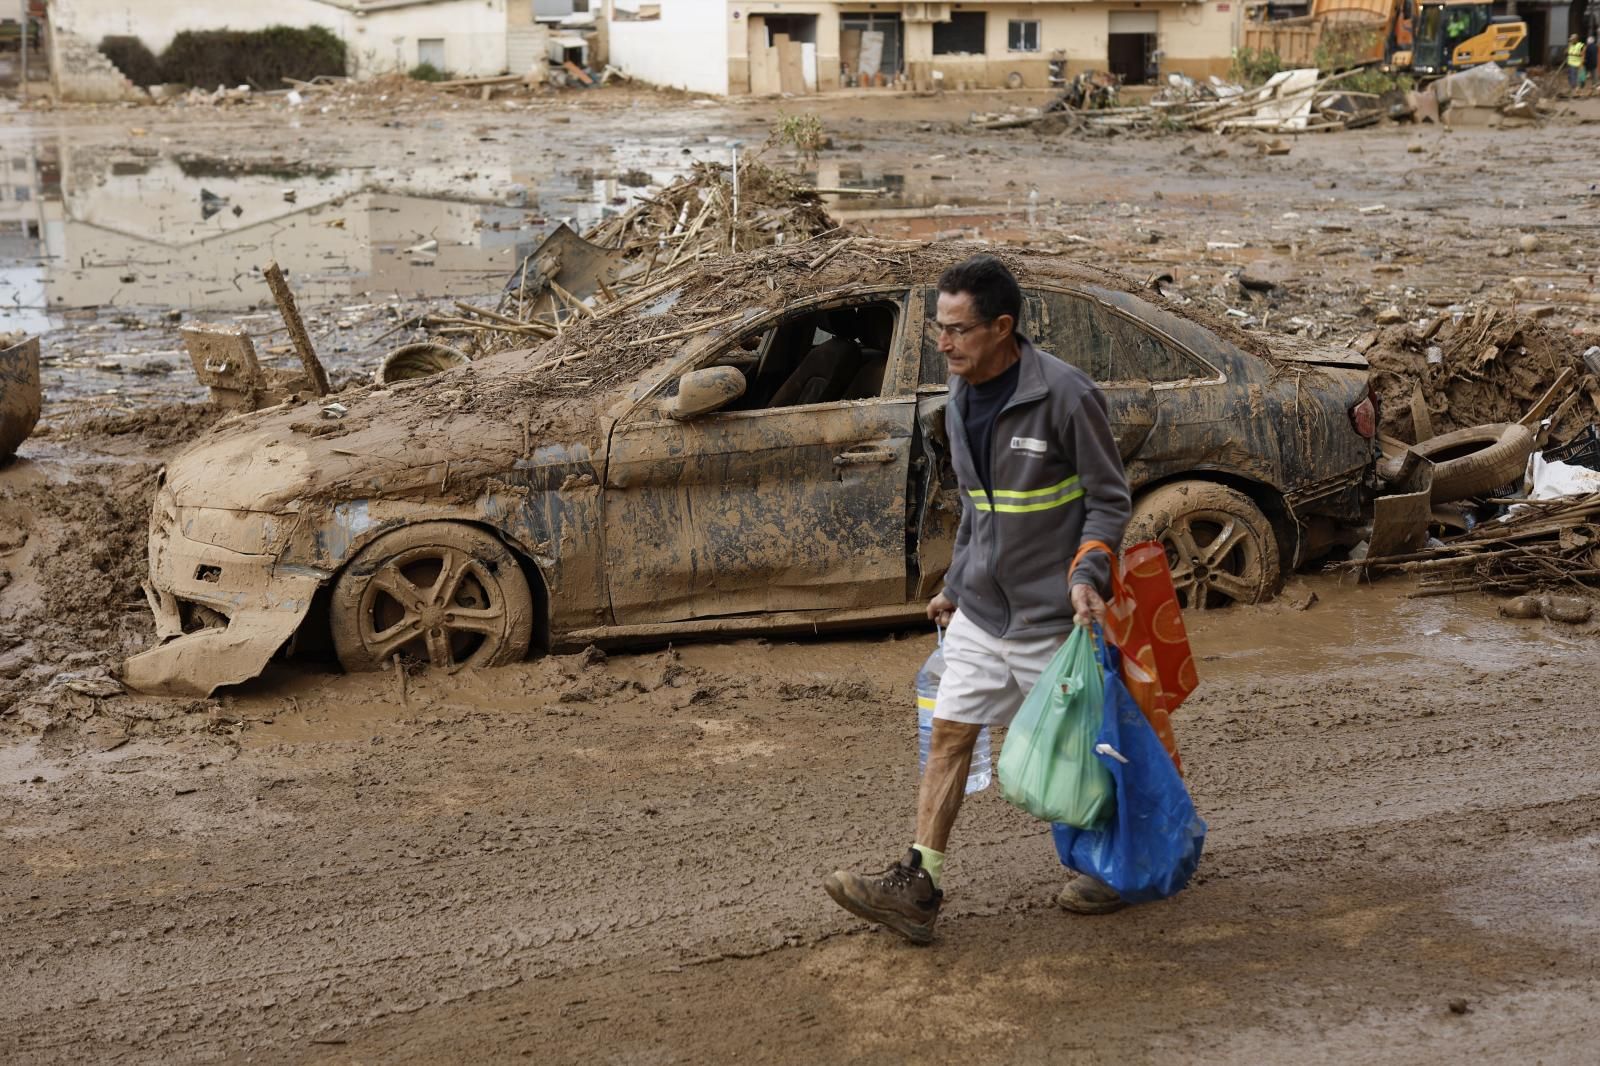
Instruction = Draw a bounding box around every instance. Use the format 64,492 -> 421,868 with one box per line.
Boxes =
768,309 -> 865,407
839,306 -> 895,400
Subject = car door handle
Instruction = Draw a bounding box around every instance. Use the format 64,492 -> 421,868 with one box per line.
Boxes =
834,447 -> 897,466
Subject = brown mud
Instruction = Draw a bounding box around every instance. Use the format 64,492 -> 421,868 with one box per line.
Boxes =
3,579 -> 1598,1063
2,92 -> 1599,1063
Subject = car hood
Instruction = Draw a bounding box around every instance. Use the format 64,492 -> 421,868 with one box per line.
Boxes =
166,379 -> 605,514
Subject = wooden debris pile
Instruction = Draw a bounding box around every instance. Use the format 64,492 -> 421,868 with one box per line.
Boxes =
429,158 -> 837,356
1349,494 -> 1600,598
972,68 -> 1389,135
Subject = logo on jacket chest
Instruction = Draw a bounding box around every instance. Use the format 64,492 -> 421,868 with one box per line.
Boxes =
1009,436 -> 1048,459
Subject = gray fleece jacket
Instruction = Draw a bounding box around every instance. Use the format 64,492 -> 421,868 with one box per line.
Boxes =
942,336 -> 1132,640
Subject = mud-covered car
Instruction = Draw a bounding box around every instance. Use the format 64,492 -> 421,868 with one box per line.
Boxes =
125,242 -> 1376,695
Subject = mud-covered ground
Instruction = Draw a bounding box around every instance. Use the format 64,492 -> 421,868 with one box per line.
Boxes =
2,89 -> 1599,1063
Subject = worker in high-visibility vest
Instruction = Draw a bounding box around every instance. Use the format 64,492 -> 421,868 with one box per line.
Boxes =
1569,34 -> 1586,91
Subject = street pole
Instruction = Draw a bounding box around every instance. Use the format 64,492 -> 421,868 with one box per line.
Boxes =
729,141 -> 743,254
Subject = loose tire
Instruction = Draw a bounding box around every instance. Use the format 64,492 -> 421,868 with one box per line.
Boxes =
330,522 -> 534,673
1408,422 -> 1533,504
1124,481 -> 1282,609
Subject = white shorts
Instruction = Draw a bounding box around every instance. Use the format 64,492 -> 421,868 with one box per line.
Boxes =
934,609 -> 1071,727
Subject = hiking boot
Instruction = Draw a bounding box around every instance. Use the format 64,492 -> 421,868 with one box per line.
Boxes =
1056,874 -> 1127,915
824,848 -> 943,944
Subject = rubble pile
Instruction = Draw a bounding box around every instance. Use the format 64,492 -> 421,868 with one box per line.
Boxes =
1355,491 -> 1600,604
974,63 -> 1551,137
1363,309 -> 1593,442
133,69 -> 625,114
435,158 -> 838,356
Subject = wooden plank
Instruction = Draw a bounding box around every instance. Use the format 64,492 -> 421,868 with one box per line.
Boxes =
563,60 -> 594,86
773,33 -> 797,94
752,45 -> 779,95
746,16 -> 767,94
840,28 -> 862,74
777,35 -> 806,95
749,18 -> 780,95
262,261 -> 330,396
1520,367 -> 1577,427
1409,381 -> 1433,443
753,44 -> 781,95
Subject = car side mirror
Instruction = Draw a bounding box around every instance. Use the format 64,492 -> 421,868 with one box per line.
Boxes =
669,366 -> 746,420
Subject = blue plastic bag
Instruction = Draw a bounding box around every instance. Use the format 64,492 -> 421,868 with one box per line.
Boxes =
1051,633 -> 1207,904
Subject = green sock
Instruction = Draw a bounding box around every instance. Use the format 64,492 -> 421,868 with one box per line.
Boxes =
912,844 -> 945,888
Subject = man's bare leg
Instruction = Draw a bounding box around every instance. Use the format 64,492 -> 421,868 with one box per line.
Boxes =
821,719 -> 981,943
913,719 -> 982,882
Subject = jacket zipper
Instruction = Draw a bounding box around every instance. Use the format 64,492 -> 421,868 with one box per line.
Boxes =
985,398 -> 1013,636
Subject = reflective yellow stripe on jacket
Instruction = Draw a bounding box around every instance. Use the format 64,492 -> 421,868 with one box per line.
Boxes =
1570,42 -> 1586,67
967,474 -> 1084,513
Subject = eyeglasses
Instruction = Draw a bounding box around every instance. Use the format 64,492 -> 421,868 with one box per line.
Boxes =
931,319 -> 991,339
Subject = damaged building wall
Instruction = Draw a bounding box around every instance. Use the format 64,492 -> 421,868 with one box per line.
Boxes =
47,0 -> 350,57
351,0 -> 512,77
621,1 -> 1240,96
895,2 -> 1242,88
727,2 -> 843,93
609,0 -> 729,94
48,0 -> 515,80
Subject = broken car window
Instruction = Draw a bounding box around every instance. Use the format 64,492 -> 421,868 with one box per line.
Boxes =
721,300 -> 900,411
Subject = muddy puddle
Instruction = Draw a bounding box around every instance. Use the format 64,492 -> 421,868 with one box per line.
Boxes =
0,131 -> 743,329
1185,575 -> 1585,680
1,127 -> 754,409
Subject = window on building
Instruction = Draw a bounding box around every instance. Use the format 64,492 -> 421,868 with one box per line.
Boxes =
417,38 -> 446,70
1008,20 -> 1040,52
932,11 -> 985,55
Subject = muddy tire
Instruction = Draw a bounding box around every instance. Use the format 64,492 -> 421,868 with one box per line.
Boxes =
1410,423 -> 1533,504
1124,481 -> 1282,609
330,522 -> 534,673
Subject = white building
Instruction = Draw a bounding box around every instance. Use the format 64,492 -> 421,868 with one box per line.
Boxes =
606,0 -> 1247,96
47,0 -> 537,79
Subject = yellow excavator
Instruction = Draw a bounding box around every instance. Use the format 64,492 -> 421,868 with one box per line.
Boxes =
1244,0 -> 1527,79
1402,1 -> 1528,76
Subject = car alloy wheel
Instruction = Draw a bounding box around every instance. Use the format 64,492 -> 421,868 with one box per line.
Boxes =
330,522 -> 534,672
1124,481 -> 1282,610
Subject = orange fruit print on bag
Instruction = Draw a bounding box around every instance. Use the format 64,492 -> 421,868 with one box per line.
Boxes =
1071,540 -> 1198,773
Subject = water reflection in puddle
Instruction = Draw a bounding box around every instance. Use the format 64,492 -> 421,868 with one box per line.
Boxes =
0,136 -> 731,331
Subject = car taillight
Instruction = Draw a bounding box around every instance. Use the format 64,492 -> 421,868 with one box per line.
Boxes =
1349,395 -> 1376,439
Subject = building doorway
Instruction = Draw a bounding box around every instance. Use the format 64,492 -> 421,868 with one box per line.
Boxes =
840,11 -> 903,84
1107,12 -> 1157,85
749,12 -> 820,93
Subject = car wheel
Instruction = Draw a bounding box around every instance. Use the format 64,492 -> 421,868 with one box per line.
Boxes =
330,522 -> 534,673
1124,481 -> 1282,609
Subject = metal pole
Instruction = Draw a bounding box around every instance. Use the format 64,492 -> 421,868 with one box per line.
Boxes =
729,142 -> 742,254
20,6 -> 28,99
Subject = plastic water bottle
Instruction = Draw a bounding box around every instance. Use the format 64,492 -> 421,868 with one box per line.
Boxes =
916,631 -> 992,794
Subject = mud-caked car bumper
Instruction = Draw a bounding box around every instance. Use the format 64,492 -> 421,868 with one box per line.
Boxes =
122,491 -> 321,696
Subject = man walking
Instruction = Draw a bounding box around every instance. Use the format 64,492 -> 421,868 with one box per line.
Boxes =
1568,34 -> 1585,91
824,255 -> 1132,944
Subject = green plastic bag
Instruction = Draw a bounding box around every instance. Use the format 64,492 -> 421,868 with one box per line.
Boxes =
996,624 -> 1114,829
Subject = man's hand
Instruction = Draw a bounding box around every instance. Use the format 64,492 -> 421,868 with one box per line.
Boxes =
1071,582 -> 1106,626
927,591 -> 955,628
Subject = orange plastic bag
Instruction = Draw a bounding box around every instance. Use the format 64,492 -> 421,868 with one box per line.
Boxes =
1070,540 -> 1198,773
